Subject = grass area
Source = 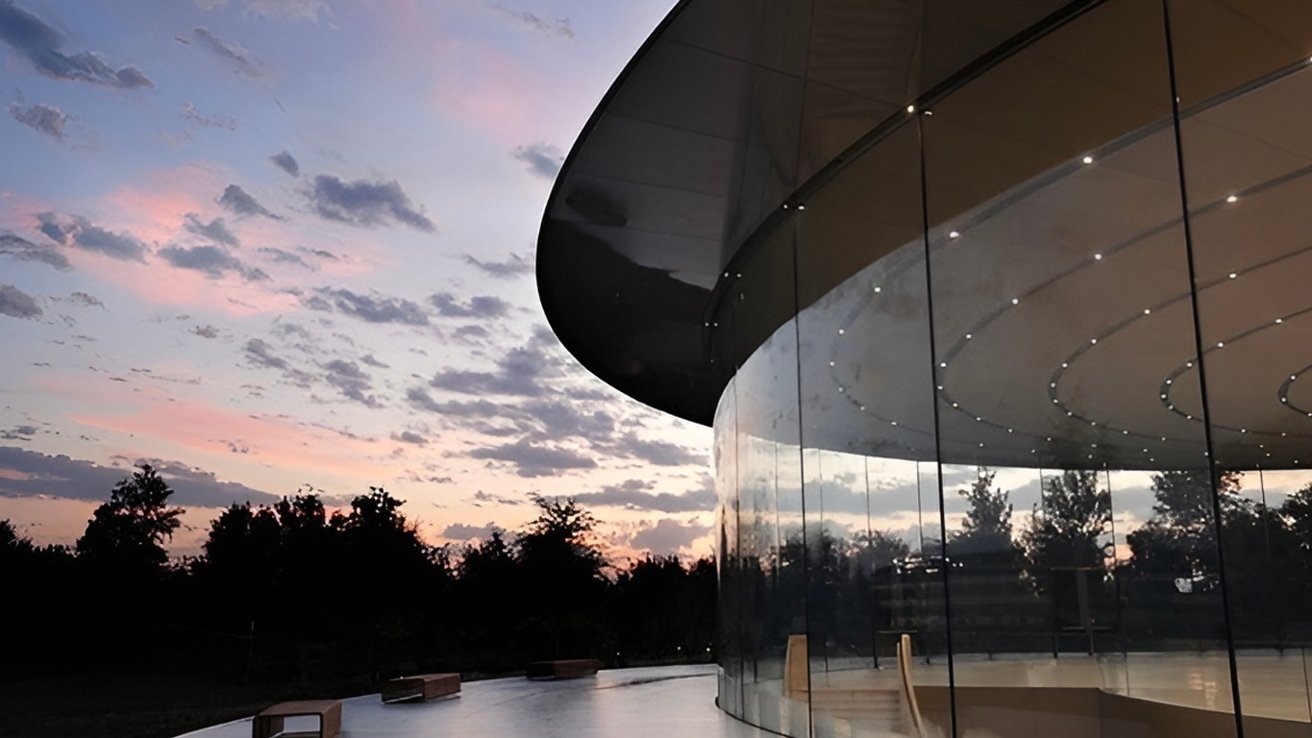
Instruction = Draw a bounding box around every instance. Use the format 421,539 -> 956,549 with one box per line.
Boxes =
0,672 -> 372,738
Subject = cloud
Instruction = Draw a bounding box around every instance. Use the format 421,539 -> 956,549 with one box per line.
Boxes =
512,142 -> 564,179
37,213 -> 146,262
406,387 -> 443,413
313,288 -> 429,325
269,150 -> 300,177
0,232 -> 69,270
183,213 -> 239,246
243,338 -> 288,370
218,184 -> 280,219
298,246 -> 336,261
393,430 -> 427,445
574,477 -> 715,513
182,102 -> 236,131
453,325 -> 490,342
0,446 -> 279,506
610,432 -> 705,466
517,399 -> 614,442
0,1 -> 153,88
360,354 -> 388,368
0,283 -> 41,319
8,101 -> 67,141
442,521 -> 501,541
322,359 -> 379,407
258,247 -> 309,268
491,5 -> 573,39
192,324 -> 220,339
630,519 -> 711,555
429,292 -> 511,318
192,27 -> 262,77
429,341 -> 558,397
308,175 -> 435,232
242,0 -> 329,22
468,438 -> 595,477
157,244 -> 267,281
465,252 -> 533,278
66,291 -> 104,309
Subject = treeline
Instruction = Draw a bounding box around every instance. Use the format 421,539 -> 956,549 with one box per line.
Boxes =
1,465 -> 715,686
726,468 -> 1312,662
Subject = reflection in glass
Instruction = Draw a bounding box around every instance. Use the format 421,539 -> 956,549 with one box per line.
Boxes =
706,0 -> 1312,736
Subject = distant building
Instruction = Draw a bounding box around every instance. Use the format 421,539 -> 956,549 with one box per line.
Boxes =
539,2 -> 1312,736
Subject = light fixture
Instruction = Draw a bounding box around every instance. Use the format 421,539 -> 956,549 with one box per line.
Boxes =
1228,272 -> 1237,279
796,203 -> 806,211
965,333 -> 973,339
949,231 -> 960,239
1144,308 -> 1152,315
1091,337 -> 1098,344
906,104 -> 916,114
1276,318 -> 1283,324
873,286 -> 882,293
1094,253 -> 1103,260
838,328 -> 845,335
1011,297 -> 1019,305
1217,341 -> 1225,348
1082,155 -> 1094,165
1226,195 -> 1238,203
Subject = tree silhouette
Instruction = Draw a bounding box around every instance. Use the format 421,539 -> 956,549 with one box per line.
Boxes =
1022,470 -> 1111,585
76,464 -> 183,575
1125,469 -> 1241,584
950,468 -> 1018,559
516,495 -> 608,659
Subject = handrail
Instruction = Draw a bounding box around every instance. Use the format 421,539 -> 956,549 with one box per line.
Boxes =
897,634 -> 925,738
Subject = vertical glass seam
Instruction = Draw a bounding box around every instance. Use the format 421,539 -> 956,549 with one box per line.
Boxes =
1159,1 -> 1246,734
915,112 -> 959,738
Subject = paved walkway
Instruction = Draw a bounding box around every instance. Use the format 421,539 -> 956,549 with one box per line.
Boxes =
177,665 -> 771,738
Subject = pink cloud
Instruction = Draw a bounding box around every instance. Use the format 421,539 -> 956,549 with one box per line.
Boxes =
69,394 -> 386,484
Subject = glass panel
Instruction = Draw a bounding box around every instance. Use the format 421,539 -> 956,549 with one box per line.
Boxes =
724,221 -> 810,736
794,121 -> 951,738
714,383 -> 742,719
923,0 -> 1238,734
1170,1 -> 1312,731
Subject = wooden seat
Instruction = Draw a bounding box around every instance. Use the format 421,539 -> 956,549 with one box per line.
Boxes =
382,673 -> 461,703
526,658 -> 603,679
252,700 -> 341,738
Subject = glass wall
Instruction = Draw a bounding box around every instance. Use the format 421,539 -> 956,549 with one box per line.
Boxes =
712,1 -> 1312,736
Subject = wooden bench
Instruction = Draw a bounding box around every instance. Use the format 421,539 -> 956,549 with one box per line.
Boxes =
252,699 -> 341,738
381,672 -> 461,703
526,658 -> 603,679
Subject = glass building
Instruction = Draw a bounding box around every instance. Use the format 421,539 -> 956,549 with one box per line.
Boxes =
537,1 -> 1312,736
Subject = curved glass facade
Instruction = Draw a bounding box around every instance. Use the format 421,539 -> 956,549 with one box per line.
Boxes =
711,2 -> 1312,736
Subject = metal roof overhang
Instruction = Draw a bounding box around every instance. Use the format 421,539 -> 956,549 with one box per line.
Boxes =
536,0 -> 1083,427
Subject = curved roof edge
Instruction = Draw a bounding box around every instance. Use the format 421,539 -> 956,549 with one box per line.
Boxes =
536,0 -> 1091,426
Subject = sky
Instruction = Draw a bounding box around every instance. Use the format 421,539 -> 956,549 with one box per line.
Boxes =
0,0 -> 725,561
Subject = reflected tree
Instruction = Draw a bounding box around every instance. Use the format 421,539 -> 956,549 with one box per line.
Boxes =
1022,470 -> 1111,587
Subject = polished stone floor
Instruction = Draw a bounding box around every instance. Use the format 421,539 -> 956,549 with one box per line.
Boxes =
175,665 -> 771,738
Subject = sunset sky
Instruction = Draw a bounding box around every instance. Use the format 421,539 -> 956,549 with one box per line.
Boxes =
0,0 -> 722,560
